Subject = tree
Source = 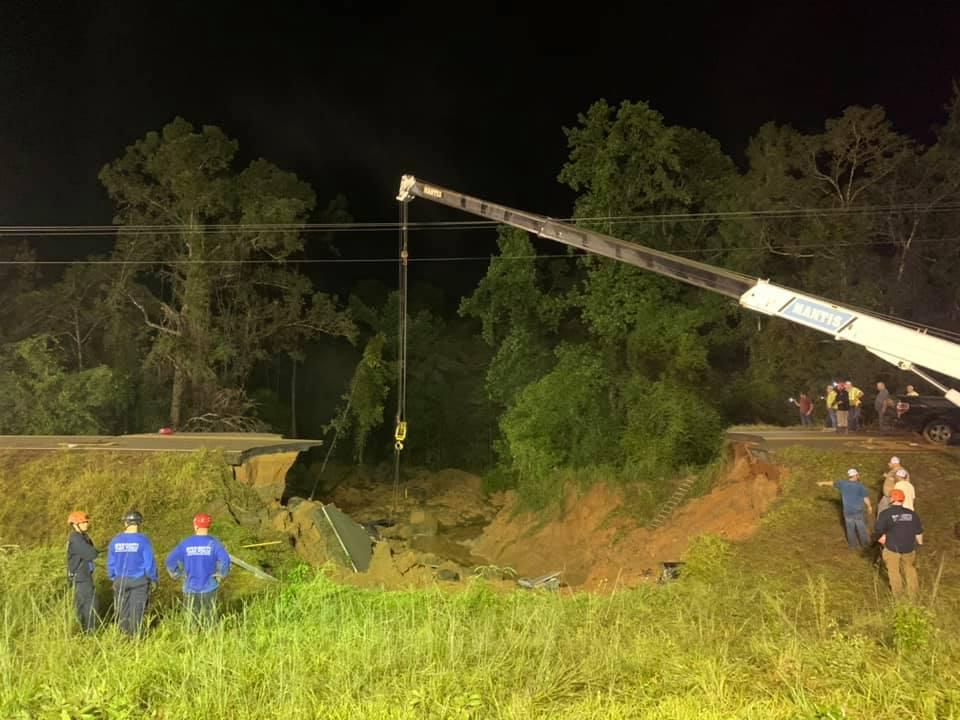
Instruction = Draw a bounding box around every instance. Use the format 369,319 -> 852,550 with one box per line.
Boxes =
20,262 -> 114,371
99,118 -> 355,426
0,336 -> 117,434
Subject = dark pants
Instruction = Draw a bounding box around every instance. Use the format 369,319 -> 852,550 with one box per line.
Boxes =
72,579 -> 99,633
113,576 -> 150,636
843,512 -> 869,549
800,413 -> 812,426
184,590 -> 218,629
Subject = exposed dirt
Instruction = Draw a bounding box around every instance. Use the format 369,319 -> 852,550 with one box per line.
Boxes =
471,445 -> 780,590
294,444 -> 782,592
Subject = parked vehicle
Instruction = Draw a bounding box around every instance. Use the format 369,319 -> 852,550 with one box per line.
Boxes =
895,396 -> 960,444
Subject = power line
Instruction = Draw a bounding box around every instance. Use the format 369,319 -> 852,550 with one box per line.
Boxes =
2,234 -> 960,266
4,199 -> 960,237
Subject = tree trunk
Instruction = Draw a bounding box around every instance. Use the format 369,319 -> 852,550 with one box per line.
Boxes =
290,356 -> 297,437
170,364 -> 184,428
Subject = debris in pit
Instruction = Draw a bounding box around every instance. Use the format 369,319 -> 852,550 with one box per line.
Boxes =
517,571 -> 562,591
273,499 -> 372,572
658,562 -> 684,584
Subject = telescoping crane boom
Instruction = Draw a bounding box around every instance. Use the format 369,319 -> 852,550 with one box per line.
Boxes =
396,174 -> 960,408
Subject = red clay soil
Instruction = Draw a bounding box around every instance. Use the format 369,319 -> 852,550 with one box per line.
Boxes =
470,446 -> 781,590
306,445 -> 781,593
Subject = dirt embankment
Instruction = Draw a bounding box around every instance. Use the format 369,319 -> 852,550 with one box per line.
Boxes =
472,446 -> 780,589
296,445 -> 781,592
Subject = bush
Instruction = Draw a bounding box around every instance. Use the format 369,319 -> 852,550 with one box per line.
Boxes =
622,377 -> 724,476
498,344 -> 620,507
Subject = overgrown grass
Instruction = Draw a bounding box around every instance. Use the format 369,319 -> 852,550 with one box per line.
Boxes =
3,537 -> 960,719
0,450 -> 300,612
4,446 -> 960,718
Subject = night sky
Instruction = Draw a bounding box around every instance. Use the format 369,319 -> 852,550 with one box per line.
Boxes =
2,1 -> 960,295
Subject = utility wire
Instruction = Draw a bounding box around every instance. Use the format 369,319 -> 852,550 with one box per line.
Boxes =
4,200 -> 960,236
2,235 -> 960,265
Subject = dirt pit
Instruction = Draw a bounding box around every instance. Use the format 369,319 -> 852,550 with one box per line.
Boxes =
302,444 -> 780,592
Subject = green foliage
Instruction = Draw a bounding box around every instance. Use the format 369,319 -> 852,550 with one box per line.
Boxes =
0,335 -> 119,434
347,288 -> 498,469
341,333 -> 391,463
621,378 -> 723,474
98,117 -> 355,426
893,603 -> 933,654
499,344 -> 620,506
680,534 -> 732,581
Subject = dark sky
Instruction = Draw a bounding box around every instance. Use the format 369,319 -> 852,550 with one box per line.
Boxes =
2,1 -> 959,294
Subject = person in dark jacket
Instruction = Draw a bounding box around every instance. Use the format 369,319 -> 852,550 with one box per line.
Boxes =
66,510 -> 100,633
165,513 -> 231,629
834,383 -> 851,433
874,488 -> 924,598
107,510 -> 158,637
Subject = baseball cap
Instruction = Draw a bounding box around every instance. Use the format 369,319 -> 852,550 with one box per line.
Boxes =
847,468 -> 859,477
889,456 -> 900,465
895,468 -> 908,478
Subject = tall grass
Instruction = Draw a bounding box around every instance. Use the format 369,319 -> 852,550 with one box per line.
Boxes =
4,446 -> 960,718
3,543 -> 960,719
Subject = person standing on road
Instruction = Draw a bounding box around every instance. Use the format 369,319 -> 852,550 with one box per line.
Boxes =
165,513 -> 231,630
818,468 -> 872,549
848,381 -> 864,431
824,384 -> 838,429
875,488 -> 923,598
66,511 -> 100,633
875,382 -> 891,431
834,383 -> 850,433
793,392 -> 814,426
107,510 -> 158,637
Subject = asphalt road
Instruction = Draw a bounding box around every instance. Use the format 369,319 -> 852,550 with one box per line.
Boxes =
0,432 -> 322,465
726,427 -> 960,456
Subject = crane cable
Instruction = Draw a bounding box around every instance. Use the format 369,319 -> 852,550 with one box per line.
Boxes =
391,200 -> 410,515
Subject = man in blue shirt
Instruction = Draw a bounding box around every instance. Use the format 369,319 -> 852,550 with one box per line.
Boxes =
818,468 -> 873,549
165,513 -> 231,629
874,488 -> 924,598
106,510 -> 158,636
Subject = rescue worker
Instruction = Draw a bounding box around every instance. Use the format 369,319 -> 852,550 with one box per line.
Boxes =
817,468 -> 872,549
848,381 -> 864,431
165,513 -> 231,629
875,488 -> 923,598
66,511 -> 100,633
824,384 -> 838,429
107,510 -> 158,637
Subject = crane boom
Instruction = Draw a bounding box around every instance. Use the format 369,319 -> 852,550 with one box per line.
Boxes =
397,174 -> 960,407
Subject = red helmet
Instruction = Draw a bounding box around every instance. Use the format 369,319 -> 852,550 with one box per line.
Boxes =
67,511 -> 90,525
193,513 -> 212,528
890,489 -> 906,503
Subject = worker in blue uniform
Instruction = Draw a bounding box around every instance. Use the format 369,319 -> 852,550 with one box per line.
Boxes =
165,513 -> 231,629
106,510 -> 158,637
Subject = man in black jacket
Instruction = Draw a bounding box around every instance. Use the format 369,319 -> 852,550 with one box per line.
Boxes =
66,510 -> 100,632
874,489 -> 924,598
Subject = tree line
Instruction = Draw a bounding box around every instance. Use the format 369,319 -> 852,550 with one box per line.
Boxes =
2,90 -> 959,501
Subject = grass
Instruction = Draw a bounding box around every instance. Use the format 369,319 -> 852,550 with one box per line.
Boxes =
3,446 -> 960,718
